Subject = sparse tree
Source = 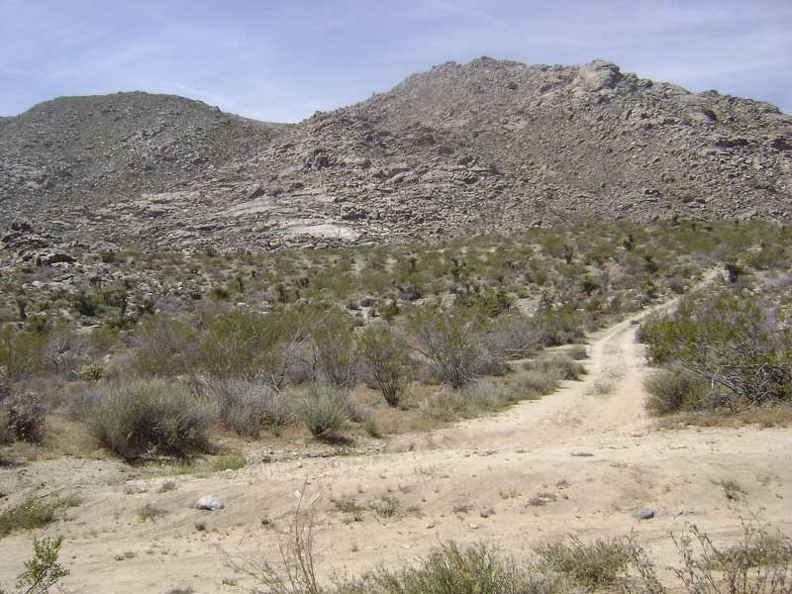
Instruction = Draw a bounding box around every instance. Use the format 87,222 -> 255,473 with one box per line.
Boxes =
408,303 -> 501,389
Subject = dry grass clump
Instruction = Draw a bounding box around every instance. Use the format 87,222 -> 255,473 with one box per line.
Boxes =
87,379 -> 214,461
654,404 -> 792,430
298,383 -> 353,439
197,378 -> 297,438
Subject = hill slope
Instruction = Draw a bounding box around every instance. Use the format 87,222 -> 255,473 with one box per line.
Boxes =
1,59 -> 791,250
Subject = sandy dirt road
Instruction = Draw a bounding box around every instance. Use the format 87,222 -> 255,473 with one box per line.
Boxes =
1,297 -> 791,593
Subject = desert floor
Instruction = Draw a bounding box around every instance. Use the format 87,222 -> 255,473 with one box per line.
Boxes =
2,299 -> 790,593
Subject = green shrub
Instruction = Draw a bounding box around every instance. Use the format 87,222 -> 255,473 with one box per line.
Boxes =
209,452 -> 247,472
87,380 -> 213,460
0,407 -> 11,445
132,314 -> 199,377
310,306 -> 359,389
537,537 -> 629,590
1,536 -> 69,594
638,288 -> 792,410
358,322 -> 413,407
408,304 -> 503,389
0,496 -> 79,538
347,542 -> 529,594
0,325 -> 48,381
454,285 -> 514,318
298,383 -> 349,438
76,362 -> 105,381
197,309 -> 281,382
531,308 -> 585,346
71,290 -> 100,317
645,368 -> 707,415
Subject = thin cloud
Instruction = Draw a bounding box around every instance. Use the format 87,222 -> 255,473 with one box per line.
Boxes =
0,0 -> 789,119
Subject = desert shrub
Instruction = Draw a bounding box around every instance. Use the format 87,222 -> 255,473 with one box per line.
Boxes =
41,325 -> 88,378
309,306 -> 359,389
408,303 -> 503,389
132,314 -> 199,377
537,537 -> 629,590
76,362 -> 105,381
0,496 -> 79,538
515,369 -> 562,398
224,487 -> 321,594
2,535 -> 69,594
624,522 -> 792,594
639,288 -> 792,410
298,383 -> 350,438
202,379 -> 297,437
0,325 -> 48,381
645,368 -> 708,415
0,366 -> 46,443
526,354 -> 587,381
442,379 -> 511,417
486,314 -> 541,360
63,382 -> 105,421
531,308 -> 585,346
344,542 -> 530,594
567,345 -> 589,360
357,322 -> 414,407
1,390 -> 46,443
87,380 -> 213,460
0,407 -> 11,445
455,285 -> 514,317
71,289 -> 100,317
197,309 -> 276,381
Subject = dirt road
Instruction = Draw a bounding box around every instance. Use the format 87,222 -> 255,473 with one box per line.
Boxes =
2,298 -> 790,593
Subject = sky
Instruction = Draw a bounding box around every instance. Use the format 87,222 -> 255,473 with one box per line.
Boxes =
1,0 -> 790,122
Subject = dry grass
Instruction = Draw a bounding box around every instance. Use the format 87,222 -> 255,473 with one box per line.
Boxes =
654,404 -> 792,429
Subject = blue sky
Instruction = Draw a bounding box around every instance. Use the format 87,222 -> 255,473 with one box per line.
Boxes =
1,0 -> 790,121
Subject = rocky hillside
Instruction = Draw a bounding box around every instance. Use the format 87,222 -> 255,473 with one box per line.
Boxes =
2,59 -> 791,251
0,92 -> 288,246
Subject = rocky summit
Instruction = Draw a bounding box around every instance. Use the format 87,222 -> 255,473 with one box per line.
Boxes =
2,58 -> 791,252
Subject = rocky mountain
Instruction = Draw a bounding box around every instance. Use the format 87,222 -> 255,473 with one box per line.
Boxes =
2,59 -> 791,252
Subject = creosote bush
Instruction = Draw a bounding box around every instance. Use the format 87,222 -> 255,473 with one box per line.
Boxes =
639,286 -> 792,413
408,303 -> 503,389
357,322 -> 413,407
87,380 -> 214,460
309,306 -> 359,389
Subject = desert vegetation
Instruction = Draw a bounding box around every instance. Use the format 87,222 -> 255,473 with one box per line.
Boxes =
639,272 -> 792,422
1,219 -> 790,461
227,493 -> 792,594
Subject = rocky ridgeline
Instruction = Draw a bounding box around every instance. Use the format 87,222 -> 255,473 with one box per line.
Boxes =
1,59 -> 791,251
